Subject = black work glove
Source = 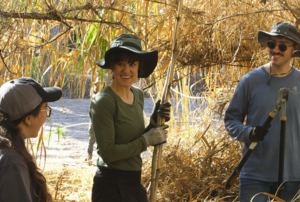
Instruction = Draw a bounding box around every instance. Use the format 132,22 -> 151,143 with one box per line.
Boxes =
150,99 -> 171,126
249,126 -> 269,142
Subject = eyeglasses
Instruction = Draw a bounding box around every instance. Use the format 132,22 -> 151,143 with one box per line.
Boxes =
41,106 -> 51,117
267,41 -> 293,52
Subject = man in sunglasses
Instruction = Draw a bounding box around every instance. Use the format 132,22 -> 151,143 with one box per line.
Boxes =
225,21 -> 300,202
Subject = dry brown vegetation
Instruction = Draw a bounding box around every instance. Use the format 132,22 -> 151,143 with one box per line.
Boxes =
2,0 -> 300,201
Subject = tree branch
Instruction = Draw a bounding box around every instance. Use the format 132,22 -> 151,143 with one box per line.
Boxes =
34,26 -> 72,49
0,50 -> 16,75
60,3 -> 160,17
187,9 -> 289,25
277,0 -> 300,19
0,11 -> 123,25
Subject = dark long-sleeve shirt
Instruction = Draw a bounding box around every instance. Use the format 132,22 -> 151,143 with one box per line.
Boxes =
0,148 -> 36,202
89,86 -> 147,171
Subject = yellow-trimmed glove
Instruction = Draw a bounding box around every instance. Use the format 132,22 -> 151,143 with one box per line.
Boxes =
249,126 -> 269,142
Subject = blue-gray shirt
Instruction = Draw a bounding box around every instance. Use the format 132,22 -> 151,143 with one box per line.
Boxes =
0,148 -> 36,202
225,66 -> 300,182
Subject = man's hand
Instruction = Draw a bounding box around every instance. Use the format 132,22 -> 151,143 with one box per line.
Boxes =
150,99 -> 171,126
249,126 -> 269,142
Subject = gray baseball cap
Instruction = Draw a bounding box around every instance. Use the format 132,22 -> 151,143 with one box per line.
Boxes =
95,33 -> 158,78
258,21 -> 300,57
0,77 -> 62,121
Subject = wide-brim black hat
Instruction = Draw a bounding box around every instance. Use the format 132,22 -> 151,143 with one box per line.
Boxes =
257,21 -> 300,57
95,34 -> 158,78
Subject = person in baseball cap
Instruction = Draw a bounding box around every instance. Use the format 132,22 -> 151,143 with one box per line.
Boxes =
0,77 -> 62,202
225,21 -> 300,202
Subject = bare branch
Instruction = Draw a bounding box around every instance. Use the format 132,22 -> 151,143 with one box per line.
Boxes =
277,0 -> 300,19
0,50 -> 16,75
60,3 -> 160,17
34,26 -> 72,49
0,11 -> 123,25
187,9 -> 289,25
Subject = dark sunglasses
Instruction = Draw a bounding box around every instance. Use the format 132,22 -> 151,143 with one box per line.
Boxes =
267,41 -> 293,52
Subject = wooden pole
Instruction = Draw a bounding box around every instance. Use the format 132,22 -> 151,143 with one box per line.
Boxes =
149,0 -> 183,201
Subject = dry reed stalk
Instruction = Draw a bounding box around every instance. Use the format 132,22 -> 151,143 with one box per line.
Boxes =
150,1 -> 183,200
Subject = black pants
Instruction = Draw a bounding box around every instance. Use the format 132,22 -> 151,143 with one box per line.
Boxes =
92,168 -> 148,202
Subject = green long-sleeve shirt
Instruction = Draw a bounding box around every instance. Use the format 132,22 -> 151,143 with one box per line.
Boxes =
89,86 -> 148,171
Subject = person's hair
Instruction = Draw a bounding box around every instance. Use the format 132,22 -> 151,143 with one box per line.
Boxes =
0,103 -> 52,202
107,49 -> 144,76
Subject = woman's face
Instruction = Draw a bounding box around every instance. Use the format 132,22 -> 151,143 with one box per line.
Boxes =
112,60 -> 139,88
22,102 -> 48,139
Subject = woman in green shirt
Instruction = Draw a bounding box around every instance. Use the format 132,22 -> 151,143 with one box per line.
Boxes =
90,34 -> 170,201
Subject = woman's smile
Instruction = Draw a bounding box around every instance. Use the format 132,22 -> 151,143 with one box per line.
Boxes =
121,75 -> 132,79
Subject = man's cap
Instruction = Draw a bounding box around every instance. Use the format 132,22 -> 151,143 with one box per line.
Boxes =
258,21 -> 300,57
95,33 -> 158,78
0,77 -> 62,121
